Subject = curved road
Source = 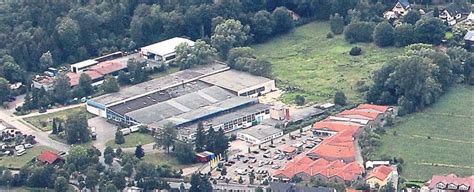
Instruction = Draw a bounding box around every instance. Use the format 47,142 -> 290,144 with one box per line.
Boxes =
0,108 -> 70,152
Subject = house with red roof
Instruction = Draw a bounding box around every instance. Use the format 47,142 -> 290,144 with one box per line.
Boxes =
37,150 -> 65,165
365,165 -> 394,189
426,174 -> 474,192
66,60 -> 128,87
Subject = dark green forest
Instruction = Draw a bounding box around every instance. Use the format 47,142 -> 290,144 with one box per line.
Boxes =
0,0 -> 459,76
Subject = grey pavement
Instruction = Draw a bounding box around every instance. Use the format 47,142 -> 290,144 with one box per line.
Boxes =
89,116 -> 117,152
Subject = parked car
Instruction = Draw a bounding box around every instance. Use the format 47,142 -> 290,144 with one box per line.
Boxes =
16,148 -> 26,156
271,165 -> 281,169
15,145 -> 25,151
58,151 -> 68,156
263,154 -> 270,158
23,143 -> 33,149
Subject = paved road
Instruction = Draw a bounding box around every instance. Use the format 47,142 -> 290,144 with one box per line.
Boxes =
19,103 -> 85,119
0,109 -> 70,152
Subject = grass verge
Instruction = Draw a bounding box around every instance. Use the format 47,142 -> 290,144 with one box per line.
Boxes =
105,133 -> 155,148
0,145 -> 57,169
24,106 -> 94,131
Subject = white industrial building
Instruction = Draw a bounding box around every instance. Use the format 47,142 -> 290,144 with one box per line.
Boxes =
200,70 -> 276,97
237,124 -> 284,145
140,37 -> 195,63
70,59 -> 99,73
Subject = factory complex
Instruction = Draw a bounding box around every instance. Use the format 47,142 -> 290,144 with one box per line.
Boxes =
86,62 -> 277,141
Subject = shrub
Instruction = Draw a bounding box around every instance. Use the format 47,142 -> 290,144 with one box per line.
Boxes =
329,13 -> 344,35
349,47 -> 362,56
294,95 -> 305,106
326,32 -> 334,39
373,21 -> 395,47
334,91 -> 347,105
344,22 -> 375,43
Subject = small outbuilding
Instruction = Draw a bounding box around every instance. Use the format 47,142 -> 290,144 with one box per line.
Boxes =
37,150 -> 65,165
236,124 -> 283,145
140,37 -> 194,63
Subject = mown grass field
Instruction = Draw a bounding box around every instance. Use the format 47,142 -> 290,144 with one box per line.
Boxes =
375,86 -> 474,180
253,21 -> 403,103
24,106 -> 94,131
0,145 -> 57,169
105,133 -> 155,148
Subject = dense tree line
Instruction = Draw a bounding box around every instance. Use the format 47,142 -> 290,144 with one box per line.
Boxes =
0,0 -> 389,81
367,44 -> 473,115
0,145 -> 182,191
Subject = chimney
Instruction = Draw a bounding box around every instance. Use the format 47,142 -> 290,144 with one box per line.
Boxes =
285,108 -> 290,121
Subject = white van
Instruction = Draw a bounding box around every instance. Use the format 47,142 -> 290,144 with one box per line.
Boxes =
16,148 -> 26,156
120,128 -> 131,135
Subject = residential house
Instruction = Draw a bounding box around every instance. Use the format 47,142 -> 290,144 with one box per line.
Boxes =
37,151 -> 65,165
366,165 -> 395,189
425,174 -> 474,192
31,75 -> 55,91
384,0 -> 411,20
440,3 -> 470,26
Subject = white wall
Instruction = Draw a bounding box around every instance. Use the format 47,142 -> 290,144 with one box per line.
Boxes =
86,104 -> 107,118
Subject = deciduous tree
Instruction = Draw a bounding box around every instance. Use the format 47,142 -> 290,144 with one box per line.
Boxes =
211,19 -> 249,59
373,21 -> 395,47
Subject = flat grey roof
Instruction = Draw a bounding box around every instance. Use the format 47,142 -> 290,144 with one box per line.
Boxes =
200,70 -> 273,92
208,103 -> 270,125
238,124 -> 283,140
108,81 -> 210,115
176,103 -> 271,137
149,97 -> 258,128
91,62 -> 228,105
127,102 -> 184,124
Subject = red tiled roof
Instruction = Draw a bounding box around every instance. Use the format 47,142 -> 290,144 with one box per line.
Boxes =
337,109 -> 380,121
428,174 -> 474,192
312,120 -> 361,133
37,150 -> 63,164
279,145 -> 296,153
366,165 -> 393,181
67,70 -> 103,86
357,104 -> 390,113
89,61 -> 126,75
273,158 -> 364,181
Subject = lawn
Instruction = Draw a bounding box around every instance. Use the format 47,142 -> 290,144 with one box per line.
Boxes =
106,133 -> 155,148
142,151 -> 201,169
24,106 -> 95,131
0,145 -> 57,169
253,21 -> 403,104
149,66 -> 180,79
375,86 -> 474,180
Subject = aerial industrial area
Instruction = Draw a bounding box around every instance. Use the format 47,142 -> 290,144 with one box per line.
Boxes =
0,0 -> 472,192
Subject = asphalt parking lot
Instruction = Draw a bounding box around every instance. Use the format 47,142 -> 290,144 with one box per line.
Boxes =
210,127 -> 326,185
